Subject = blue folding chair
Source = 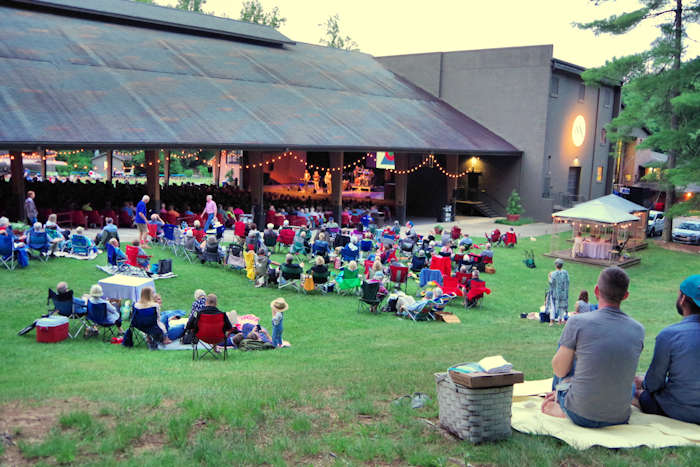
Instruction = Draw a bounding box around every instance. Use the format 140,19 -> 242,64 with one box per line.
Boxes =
127,305 -> 163,348
341,243 -> 359,263
27,231 -> 50,262
360,239 -> 373,255
312,240 -> 330,258
48,289 -> 86,338
162,224 -> 178,254
106,244 -> 129,273
70,235 -> 91,256
0,235 -> 15,270
215,225 -> 225,240
86,301 -> 120,341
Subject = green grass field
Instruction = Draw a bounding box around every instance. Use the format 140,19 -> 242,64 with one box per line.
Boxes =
1,234 -> 698,466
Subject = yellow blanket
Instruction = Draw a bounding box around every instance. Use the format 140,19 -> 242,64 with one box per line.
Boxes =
511,380 -> 700,450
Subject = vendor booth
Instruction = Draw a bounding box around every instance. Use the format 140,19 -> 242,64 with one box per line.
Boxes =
547,199 -> 642,268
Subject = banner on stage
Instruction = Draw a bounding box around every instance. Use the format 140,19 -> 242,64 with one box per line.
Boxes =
376,152 -> 395,170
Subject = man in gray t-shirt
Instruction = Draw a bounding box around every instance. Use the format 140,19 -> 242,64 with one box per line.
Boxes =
542,267 -> 644,428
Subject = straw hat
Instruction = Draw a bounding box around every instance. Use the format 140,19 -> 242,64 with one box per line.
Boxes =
270,297 -> 289,313
89,284 -> 103,298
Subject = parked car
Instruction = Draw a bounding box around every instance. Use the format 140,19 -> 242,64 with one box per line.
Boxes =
672,220 -> 700,245
647,210 -> 665,237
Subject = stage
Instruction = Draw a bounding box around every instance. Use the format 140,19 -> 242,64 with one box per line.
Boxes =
264,184 -> 388,203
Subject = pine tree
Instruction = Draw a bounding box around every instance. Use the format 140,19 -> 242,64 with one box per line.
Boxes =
506,190 -> 524,215
576,0 -> 700,241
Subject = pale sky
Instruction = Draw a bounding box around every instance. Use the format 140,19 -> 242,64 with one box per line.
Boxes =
155,0 -> 699,68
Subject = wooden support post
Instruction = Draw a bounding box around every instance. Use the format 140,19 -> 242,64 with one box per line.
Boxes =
163,150 -> 170,186
247,151 -> 264,228
329,152 -> 343,222
395,153 -> 408,225
446,154 -> 458,204
145,149 -> 160,210
107,150 -> 114,183
215,150 -> 223,186
40,149 -> 47,180
10,150 -> 25,221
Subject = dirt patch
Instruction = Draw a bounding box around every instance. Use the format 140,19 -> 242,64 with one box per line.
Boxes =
0,398 -> 107,466
132,433 -> 168,456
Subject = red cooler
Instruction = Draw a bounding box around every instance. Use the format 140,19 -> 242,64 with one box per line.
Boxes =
36,316 -> 69,343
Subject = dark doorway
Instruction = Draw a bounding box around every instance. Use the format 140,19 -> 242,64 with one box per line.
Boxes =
467,173 -> 480,201
567,166 -> 581,204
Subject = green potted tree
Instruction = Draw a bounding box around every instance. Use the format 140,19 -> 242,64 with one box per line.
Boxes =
506,190 -> 523,222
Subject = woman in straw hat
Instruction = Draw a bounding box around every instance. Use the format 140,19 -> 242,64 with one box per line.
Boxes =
87,284 -> 124,335
270,297 -> 289,348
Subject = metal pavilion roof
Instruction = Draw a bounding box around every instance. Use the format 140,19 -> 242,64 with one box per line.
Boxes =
0,0 -> 520,155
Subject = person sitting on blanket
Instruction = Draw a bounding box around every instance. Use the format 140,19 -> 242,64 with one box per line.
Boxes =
542,267 -> 644,428
108,238 -> 127,263
633,274 -> 700,424
231,331 -> 275,350
129,240 -> 150,269
133,287 -> 172,345
73,227 -> 96,252
87,284 -> 125,335
152,293 -> 188,341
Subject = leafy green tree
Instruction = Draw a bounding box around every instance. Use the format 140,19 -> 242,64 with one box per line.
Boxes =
319,14 -> 359,51
506,190 -> 524,215
577,0 -> 700,240
176,0 -> 206,12
239,0 -> 286,29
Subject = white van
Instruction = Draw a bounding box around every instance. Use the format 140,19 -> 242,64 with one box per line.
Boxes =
647,210 -> 665,237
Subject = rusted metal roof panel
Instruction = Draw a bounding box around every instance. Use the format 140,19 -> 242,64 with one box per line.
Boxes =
0,3 -> 519,154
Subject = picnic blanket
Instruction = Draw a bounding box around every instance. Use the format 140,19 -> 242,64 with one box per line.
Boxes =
55,250 -> 100,261
511,380 -> 700,450
96,264 -> 177,280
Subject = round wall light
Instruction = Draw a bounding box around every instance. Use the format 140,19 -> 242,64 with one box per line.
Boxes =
572,115 -> 586,147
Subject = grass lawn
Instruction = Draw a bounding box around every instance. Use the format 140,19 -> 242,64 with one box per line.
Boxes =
1,234 -> 698,466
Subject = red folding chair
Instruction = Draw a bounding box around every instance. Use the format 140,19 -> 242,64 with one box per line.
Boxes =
429,255 -> 451,278
389,265 -> 409,291
192,313 -> 229,360
147,224 -> 159,243
192,229 -> 206,243
466,279 -> 491,307
278,228 -> 295,249
350,215 -> 361,228
273,214 -> 286,228
504,232 -> 517,247
125,245 -> 151,269
234,221 -> 246,238
341,213 -> 351,228
364,259 -> 374,278
86,211 -> 104,228
441,276 -> 463,297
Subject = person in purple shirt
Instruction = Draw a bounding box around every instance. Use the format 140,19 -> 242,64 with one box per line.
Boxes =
135,195 -> 150,247
634,275 -> 700,424
201,195 -> 217,231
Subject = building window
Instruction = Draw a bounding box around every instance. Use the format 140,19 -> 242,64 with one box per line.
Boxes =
596,166 -> 604,183
604,88 -> 612,107
578,84 -> 586,102
550,76 -> 559,97
600,128 -> 607,145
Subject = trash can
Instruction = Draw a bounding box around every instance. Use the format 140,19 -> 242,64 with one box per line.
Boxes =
438,204 -> 454,223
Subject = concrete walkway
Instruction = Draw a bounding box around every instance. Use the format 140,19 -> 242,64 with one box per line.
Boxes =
82,216 -> 570,245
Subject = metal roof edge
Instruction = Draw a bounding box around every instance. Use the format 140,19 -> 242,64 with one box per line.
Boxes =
8,0 -> 295,46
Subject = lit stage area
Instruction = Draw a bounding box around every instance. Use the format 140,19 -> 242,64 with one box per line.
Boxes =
264,184 -> 386,202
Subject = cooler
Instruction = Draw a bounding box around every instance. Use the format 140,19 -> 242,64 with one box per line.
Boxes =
36,316 -> 70,343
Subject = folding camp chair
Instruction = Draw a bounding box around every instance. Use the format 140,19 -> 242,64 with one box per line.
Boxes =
162,224 -> 178,254
263,230 -> 278,252
312,269 -> 331,293
399,239 -> 415,257
429,255 -> 452,278
389,265 -> 409,291
277,228 -> 295,251
27,231 -> 50,262
278,264 -> 303,291
341,243 -> 359,263
504,231 -> 517,247
192,313 -> 229,360
358,281 -> 382,313
451,226 -> 461,240
419,268 -> 444,288
403,300 -> 434,321
128,306 -> 163,349
0,235 -> 16,270
312,240 -> 330,259
70,235 -> 91,256
335,267 -> 361,295
86,301 -> 120,341
465,279 -> 491,308
125,245 -> 151,272
106,244 -> 129,274
147,224 -> 161,245
48,289 -> 86,338
359,239 -> 373,258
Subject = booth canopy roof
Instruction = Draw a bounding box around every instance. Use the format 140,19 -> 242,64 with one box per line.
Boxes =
0,2 -> 520,154
588,194 -> 647,213
553,200 -> 641,224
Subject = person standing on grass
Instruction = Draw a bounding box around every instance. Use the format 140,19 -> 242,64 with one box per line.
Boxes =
270,297 -> 288,348
549,258 -> 569,326
542,267 -> 644,428
633,275 -> 700,424
135,195 -> 150,247
201,194 -> 217,231
25,190 -> 38,224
